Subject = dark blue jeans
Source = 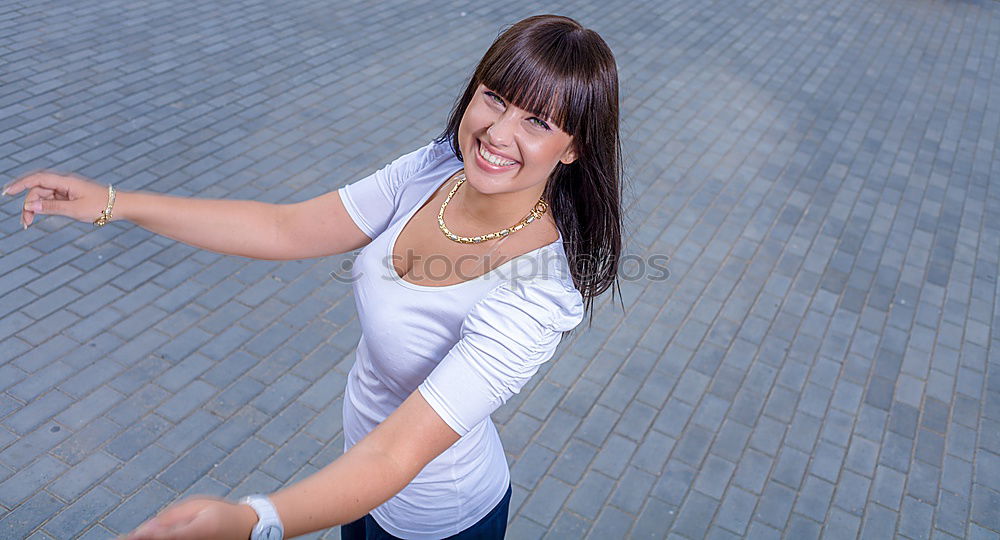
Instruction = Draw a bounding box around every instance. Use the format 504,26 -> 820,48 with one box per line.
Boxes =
341,484 -> 512,540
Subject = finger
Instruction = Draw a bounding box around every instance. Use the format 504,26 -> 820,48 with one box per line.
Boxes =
124,498 -> 212,539
23,187 -> 56,204
4,172 -> 73,196
124,514 -> 192,540
20,188 -> 56,227
3,173 -> 44,196
25,198 -> 73,215
20,193 -> 34,228
122,518 -> 166,539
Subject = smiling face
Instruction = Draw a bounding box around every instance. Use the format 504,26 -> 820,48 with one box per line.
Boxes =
457,84 -> 576,197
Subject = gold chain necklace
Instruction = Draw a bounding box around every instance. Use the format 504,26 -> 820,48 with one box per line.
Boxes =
438,171 -> 548,244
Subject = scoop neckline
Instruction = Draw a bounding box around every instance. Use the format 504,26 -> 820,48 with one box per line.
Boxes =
386,169 -> 563,291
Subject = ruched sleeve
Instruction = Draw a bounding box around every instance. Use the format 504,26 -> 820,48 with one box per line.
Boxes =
338,140 -> 448,239
418,278 -> 585,436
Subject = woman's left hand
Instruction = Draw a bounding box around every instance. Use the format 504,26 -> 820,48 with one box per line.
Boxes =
120,496 -> 256,540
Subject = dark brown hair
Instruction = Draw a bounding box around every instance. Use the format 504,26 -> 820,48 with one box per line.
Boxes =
438,14 -> 623,318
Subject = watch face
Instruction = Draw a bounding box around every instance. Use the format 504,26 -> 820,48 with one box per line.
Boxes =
262,525 -> 282,540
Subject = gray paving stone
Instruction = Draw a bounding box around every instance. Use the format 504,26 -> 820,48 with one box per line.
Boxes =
756,480 -> 796,530
521,476 -> 573,527
834,470 -> 871,516
968,523 -> 1000,540
692,394 -> 730,432
651,459 -> 697,507
672,490 -> 719,540
631,496 -> 676,539
745,520 -> 782,540
732,448 -> 773,496
507,516 -> 545,540
566,471 -> 615,520
716,485 -> 757,536
520,381 -> 565,420
48,451 -> 119,501
535,408 -> 581,451
208,406 -> 270,452
303,397 -> 343,441
845,435 -> 879,477
260,432 -> 322,483
899,495 -> 934,540
60,357 -> 124,399
784,412 -> 822,454
42,486 -> 120,539
546,511 -> 591,539
810,439 -> 847,485
547,440 -> 597,486
630,429 -> 675,476
0,491 -> 63,539
511,442 -> 557,491
615,400 -> 659,442
710,419 -> 751,463
104,415 -> 169,462
106,384 -> 170,426
157,439 -> 226,492
872,465 -> 906,511
652,397 -> 694,437
906,459 -> 941,505
859,503 -> 897,540
693,454 -> 737,500
591,433 -> 637,479
574,404 -> 619,447
7,361 -> 74,402
880,431 -> 915,473
609,466 -> 656,515
207,377 -> 266,418
256,401 -> 314,447
155,380 -> 216,422
0,422 -> 69,470
971,486 -> 1000,532
102,481 -> 175,535
889,401 -> 920,439
772,446 -> 810,490
825,507 -> 862,540
105,445 -> 175,497
0,455 -> 67,507
749,415 -> 786,457
157,409 -> 222,454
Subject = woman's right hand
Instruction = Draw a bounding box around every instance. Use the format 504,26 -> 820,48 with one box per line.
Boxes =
3,171 -> 110,229
4,170 -> 372,260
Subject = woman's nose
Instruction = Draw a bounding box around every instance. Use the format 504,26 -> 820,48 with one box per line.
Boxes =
486,112 -> 516,147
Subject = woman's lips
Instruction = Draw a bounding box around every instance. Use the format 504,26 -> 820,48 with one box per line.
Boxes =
475,140 -> 519,173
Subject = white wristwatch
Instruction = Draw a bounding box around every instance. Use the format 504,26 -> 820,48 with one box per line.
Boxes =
240,495 -> 284,540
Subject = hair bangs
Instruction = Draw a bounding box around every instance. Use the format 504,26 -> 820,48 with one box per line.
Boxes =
475,34 -> 590,136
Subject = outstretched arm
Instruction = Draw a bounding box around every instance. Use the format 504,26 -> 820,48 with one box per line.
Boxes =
4,172 -> 372,260
122,389 -> 460,539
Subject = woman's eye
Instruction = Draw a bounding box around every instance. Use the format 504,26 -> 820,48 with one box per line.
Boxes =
485,91 -> 505,106
529,117 -> 551,130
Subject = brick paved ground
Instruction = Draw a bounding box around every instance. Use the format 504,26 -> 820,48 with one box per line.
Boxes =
1,0 -> 998,538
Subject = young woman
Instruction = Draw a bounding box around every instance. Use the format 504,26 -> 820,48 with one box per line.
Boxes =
5,14 -> 622,540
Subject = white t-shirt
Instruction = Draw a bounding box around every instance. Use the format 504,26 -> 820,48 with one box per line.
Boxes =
337,139 -> 585,538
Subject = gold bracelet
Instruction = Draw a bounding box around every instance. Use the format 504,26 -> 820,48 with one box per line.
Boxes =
93,184 -> 116,227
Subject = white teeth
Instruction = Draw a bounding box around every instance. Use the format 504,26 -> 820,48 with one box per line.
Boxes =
479,143 -> 516,166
